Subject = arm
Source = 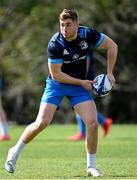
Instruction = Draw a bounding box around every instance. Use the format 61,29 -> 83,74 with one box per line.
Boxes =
48,62 -> 95,90
98,34 -> 118,86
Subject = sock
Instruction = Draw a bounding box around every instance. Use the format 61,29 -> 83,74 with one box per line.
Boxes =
13,139 -> 25,155
0,121 -> 9,135
76,113 -> 86,135
87,153 -> 96,169
97,112 -> 105,126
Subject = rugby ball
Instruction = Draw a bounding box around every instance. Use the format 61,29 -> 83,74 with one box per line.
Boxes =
92,74 -> 112,97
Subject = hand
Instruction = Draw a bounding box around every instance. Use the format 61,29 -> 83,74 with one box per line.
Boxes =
80,79 -> 96,90
107,73 -> 115,87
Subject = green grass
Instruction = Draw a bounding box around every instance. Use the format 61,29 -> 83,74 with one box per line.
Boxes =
0,124 -> 137,179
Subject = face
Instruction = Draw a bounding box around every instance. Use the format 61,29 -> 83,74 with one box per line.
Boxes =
60,18 -> 79,41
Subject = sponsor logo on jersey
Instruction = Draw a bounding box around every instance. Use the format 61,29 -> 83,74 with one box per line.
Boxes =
63,55 -> 86,64
72,54 -> 79,60
79,55 -> 86,60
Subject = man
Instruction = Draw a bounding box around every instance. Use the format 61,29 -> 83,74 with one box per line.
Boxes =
0,73 -> 10,141
5,9 -> 118,177
68,52 -> 113,141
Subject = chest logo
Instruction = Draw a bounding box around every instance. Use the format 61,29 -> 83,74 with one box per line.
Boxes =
79,41 -> 88,49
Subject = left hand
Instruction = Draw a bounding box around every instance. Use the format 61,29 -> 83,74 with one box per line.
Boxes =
107,73 -> 115,87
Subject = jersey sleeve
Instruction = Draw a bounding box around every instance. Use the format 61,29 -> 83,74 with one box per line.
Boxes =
47,40 -> 63,64
86,28 -> 105,47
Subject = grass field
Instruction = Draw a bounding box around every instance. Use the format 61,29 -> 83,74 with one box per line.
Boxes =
0,124 -> 137,179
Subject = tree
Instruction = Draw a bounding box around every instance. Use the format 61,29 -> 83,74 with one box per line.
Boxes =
0,0 -> 137,124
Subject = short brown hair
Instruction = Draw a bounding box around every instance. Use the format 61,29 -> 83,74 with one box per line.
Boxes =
59,9 -> 78,22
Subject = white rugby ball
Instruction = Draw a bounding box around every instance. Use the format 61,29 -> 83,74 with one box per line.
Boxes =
92,74 -> 112,97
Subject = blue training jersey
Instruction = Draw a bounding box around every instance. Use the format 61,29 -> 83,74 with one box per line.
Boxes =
47,25 -> 104,80
86,52 -> 96,80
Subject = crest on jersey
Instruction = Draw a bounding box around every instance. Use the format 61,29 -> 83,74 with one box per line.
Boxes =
79,41 -> 88,49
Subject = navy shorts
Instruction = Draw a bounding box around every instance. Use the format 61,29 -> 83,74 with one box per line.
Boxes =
40,78 -> 93,107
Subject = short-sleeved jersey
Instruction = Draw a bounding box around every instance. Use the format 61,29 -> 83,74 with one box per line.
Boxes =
86,52 -> 95,80
48,25 -> 104,80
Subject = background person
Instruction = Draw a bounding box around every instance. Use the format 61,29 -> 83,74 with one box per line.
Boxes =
0,73 -> 10,141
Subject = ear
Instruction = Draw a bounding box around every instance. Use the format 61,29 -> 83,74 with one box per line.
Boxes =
76,23 -> 79,30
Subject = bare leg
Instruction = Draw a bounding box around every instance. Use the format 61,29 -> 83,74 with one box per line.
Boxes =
5,103 -> 57,173
0,94 -> 10,140
74,100 -> 102,176
20,103 -> 57,143
74,100 -> 98,154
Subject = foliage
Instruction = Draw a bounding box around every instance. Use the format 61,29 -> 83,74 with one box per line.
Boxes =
0,0 -> 137,123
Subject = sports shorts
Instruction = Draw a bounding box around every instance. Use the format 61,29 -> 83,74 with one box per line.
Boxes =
40,78 -> 93,107
0,75 -> 4,92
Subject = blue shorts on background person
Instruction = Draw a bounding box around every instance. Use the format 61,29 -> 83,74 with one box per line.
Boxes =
0,74 -> 10,141
0,74 -> 4,91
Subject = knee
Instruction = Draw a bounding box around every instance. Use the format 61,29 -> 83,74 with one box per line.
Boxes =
87,119 -> 98,130
35,116 -> 49,131
93,121 -> 98,130
37,122 -> 47,131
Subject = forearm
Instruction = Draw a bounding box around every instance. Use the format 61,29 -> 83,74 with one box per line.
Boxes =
51,71 -> 83,85
107,43 -> 118,74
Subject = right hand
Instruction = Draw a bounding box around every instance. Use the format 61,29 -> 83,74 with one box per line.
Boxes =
80,80 -> 96,90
